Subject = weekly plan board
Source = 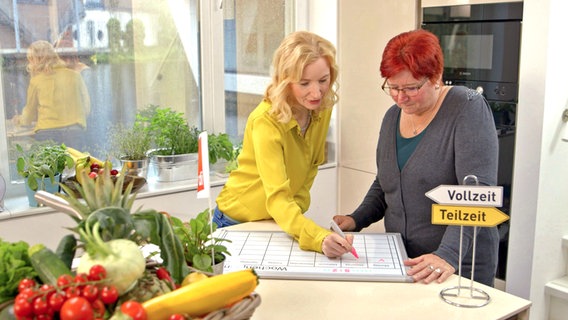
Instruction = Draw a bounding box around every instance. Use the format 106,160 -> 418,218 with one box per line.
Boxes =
218,230 -> 413,282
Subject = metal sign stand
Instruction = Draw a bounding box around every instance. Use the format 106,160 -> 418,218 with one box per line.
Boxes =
439,175 -> 491,308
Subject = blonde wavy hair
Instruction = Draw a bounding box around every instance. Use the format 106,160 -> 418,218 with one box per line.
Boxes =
26,40 -> 66,76
265,31 -> 339,123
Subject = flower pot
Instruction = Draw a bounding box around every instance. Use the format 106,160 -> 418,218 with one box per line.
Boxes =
120,157 -> 149,178
149,152 -> 198,182
25,174 -> 61,207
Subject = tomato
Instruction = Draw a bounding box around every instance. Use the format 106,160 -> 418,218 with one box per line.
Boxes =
65,286 -> 81,299
82,285 -> 99,302
99,286 -> 118,305
88,264 -> 107,281
32,297 -> 50,316
18,288 -> 37,300
74,273 -> 89,288
169,314 -> 185,320
57,274 -> 74,288
60,297 -> 94,320
90,299 -> 106,318
48,292 -> 66,312
13,297 -> 33,317
120,301 -> 147,320
18,278 -> 36,293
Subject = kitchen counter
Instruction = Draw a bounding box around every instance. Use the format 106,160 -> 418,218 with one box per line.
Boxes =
225,221 -> 531,320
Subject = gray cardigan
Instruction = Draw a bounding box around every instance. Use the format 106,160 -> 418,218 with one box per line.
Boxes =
350,86 -> 500,286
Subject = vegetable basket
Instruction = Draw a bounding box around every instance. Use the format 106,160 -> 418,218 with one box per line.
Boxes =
199,292 -> 261,320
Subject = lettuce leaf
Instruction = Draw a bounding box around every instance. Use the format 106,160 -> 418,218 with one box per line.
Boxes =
0,238 -> 37,304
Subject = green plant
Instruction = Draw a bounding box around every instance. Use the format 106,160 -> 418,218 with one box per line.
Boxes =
109,123 -> 152,160
15,142 -> 74,191
170,209 -> 231,273
137,105 -> 199,155
207,132 -> 234,164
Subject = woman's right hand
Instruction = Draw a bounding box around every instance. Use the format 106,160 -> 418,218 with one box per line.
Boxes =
332,215 -> 356,231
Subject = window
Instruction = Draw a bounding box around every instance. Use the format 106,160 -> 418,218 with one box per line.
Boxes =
0,0 -> 292,202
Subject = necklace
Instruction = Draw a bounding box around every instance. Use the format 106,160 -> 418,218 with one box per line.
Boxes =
300,111 -> 312,135
409,86 -> 447,135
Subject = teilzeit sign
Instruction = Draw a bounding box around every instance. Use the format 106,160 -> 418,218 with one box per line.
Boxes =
431,204 -> 509,227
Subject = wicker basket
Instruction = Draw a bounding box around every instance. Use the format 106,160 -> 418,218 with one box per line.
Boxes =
200,292 -> 262,320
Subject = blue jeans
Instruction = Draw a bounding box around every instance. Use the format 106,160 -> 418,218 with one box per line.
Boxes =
213,206 -> 242,228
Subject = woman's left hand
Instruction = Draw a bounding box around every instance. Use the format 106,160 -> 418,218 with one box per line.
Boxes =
404,253 -> 455,284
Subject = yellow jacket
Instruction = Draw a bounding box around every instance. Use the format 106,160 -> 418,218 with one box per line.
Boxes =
19,66 -> 90,131
216,100 -> 333,253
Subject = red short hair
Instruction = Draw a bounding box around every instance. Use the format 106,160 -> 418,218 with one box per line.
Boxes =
380,29 -> 443,81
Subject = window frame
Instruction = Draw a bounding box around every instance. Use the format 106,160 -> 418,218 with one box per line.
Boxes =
0,0 -> 311,207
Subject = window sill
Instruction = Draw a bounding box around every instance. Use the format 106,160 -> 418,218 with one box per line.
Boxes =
0,162 -> 337,221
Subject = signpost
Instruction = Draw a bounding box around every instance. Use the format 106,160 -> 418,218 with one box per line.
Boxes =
427,177 -> 510,308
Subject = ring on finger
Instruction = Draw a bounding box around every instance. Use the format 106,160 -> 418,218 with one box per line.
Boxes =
428,265 -> 435,271
434,268 -> 442,274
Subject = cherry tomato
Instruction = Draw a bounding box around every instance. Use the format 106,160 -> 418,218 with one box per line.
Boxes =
74,273 -> 89,288
82,285 -> 99,302
88,264 -> 107,281
18,278 -> 36,293
57,274 -> 74,288
99,286 -> 118,305
60,297 -> 94,320
32,297 -> 50,316
120,301 -> 147,320
110,169 -> 119,176
13,297 -> 33,317
18,287 -> 37,300
36,314 -> 54,320
65,286 -> 81,299
169,314 -> 185,320
90,299 -> 106,318
48,292 -> 66,312
90,163 -> 100,170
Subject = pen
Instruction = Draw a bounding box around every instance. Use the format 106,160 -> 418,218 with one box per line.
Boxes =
329,220 -> 359,259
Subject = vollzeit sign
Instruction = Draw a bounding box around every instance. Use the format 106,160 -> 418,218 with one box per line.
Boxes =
426,185 -> 503,207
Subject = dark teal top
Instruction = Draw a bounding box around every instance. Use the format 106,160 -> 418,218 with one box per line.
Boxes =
396,115 -> 425,170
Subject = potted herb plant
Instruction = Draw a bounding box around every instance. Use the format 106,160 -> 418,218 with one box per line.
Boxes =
136,105 -> 235,181
15,141 -> 74,207
109,122 -> 152,178
170,208 -> 231,274
136,105 -> 199,181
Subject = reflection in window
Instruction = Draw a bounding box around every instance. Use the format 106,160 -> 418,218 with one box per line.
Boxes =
2,0 -> 200,187
0,0 -> 293,201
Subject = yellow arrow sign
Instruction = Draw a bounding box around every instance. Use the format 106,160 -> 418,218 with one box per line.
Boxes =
431,204 -> 509,227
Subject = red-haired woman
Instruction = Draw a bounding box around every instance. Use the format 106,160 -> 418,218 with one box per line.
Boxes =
334,29 -> 500,287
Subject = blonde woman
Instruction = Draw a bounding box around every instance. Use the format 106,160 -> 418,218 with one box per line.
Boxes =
12,40 -> 90,149
214,31 -> 352,258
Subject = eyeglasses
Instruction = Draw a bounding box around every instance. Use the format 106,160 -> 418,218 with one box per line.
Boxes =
381,78 -> 429,97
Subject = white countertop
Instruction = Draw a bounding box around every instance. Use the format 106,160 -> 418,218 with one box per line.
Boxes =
225,221 -> 532,320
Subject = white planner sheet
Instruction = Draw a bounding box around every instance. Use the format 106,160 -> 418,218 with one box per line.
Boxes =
218,230 -> 413,282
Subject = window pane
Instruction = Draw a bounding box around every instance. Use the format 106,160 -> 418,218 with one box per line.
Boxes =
223,0 -> 287,140
1,0 -> 200,194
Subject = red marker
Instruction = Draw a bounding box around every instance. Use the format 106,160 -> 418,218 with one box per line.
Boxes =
330,220 -> 359,259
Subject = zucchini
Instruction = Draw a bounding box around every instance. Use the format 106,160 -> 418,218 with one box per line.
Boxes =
55,234 -> 77,269
142,269 -> 258,320
28,244 -> 72,286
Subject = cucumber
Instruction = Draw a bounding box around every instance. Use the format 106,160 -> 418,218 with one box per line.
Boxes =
55,234 -> 77,269
28,244 -> 72,286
